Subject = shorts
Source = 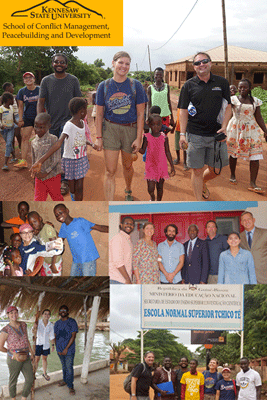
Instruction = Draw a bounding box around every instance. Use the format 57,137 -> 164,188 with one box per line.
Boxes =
102,119 -> 137,154
187,133 -> 229,169
35,345 -> 50,356
61,156 -> 89,180
22,118 -> 35,127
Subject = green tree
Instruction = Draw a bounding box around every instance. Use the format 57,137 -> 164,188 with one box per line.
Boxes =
110,342 -> 126,373
94,58 -> 105,68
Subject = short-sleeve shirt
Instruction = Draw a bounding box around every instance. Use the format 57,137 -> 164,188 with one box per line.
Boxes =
236,368 -> 262,400
61,120 -> 87,159
181,371 -> 205,400
96,78 -> 148,124
58,218 -> 99,263
0,105 -> 14,128
158,239 -> 185,283
17,86 -> 39,121
5,216 -> 29,234
39,73 -> 82,130
178,73 -> 230,136
37,224 -> 62,265
215,379 -> 236,400
36,320 -> 55,350
206,234 -> 229,275
1,322 -> 29,353
54,317 -> 78,355
131,362 -> 152,396
203,371 -> 222,394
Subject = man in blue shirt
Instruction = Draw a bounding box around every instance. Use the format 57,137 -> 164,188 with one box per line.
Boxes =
158,224 -> 185,284
54,305 -> 78,395
205,221 -> 228,284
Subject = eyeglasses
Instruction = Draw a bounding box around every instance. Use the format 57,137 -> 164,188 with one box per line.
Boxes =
20,231 -> 33,235
193,58 -> 210,66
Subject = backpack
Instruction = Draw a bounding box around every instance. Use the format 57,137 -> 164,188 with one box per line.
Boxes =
123,362 -> 146,394
104,78 -> 137,104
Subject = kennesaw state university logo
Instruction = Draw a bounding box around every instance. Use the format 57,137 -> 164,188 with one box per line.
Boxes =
11,0 -> 103,19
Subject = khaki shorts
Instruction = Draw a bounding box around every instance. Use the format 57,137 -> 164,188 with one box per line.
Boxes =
187,133 -> 229,169
102,119 -> 137,154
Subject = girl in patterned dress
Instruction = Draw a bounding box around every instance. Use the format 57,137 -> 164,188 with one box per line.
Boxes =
227,79 -> 267,193
139,114 -> 175,201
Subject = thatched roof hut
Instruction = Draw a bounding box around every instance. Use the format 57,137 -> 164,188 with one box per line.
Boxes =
0,276 -> 109,320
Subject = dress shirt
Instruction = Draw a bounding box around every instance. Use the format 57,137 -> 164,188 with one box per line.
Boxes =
158,239 -> 185,283
218,248 -> 257,284
109,230 -> 133,283
187,237 -> 198,255
36,319 -> 55,350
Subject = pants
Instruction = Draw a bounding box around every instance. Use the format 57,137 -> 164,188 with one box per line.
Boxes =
1,127 -> 14,157
7,356 -> 34,398
58,353 -> 75,389
70,260 -> 97,276
34,174 -> 64,201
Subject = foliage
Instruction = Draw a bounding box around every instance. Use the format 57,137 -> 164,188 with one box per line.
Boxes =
123,329 -> 192,366
252,86 -> 267,123
94,58 -> 105,68
110,342 -> 126,373
131,70 -> 153,83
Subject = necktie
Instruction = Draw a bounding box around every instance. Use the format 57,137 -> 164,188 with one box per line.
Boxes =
188,241 -> 193,260
247,232 -> 252,248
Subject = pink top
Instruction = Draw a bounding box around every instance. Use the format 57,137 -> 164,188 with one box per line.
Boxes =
1,322 -> 29,352
109,231 -> 133,283
144,132 -> 169,182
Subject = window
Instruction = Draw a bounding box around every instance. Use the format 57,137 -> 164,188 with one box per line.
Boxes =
235,72 -> 243,80
253,72 -> 264,84
175,71 -> 178,81
170,71 -> 172,81
216,217 -> 240,235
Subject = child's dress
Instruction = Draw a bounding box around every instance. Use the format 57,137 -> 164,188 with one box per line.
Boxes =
61,120 -> 89,180
144,132 -> 169,181
227,96 -> 263,160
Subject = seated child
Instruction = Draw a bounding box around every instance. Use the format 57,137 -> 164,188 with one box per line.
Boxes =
31,113 -> 64,201
54,203 -> 108,276
28,211 -> 62,276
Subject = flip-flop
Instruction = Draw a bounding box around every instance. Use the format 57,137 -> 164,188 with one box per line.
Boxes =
202,185 -> 210,200
42,373 -> 50,381
229,178 -> 237,185
248,187 -> 265,194
69,388 -> 76,395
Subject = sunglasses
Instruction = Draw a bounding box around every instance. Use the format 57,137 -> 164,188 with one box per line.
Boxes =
193,58 -> 210,66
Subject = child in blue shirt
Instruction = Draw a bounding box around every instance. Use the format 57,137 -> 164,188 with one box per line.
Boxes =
53,204 -> 108,276
215,367 -> 236,400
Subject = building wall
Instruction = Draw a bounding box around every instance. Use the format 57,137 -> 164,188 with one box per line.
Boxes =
2,201 -> 108,276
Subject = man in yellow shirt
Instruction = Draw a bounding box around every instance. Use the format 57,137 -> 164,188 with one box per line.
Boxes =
181,359 -> 204,400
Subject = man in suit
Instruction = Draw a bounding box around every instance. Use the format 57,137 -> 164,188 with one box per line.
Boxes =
182,224 -> 209,284
240,211 -> 267,284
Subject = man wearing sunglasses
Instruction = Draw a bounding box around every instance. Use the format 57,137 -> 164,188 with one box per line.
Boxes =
178,52 -> 232,201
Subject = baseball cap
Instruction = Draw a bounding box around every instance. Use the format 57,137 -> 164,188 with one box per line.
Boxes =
23,72 -> 35,78
222,367 -> 231,373
7,306 -> 18,313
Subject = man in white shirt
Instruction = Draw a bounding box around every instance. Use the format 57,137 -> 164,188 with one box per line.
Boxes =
34,309 -> 55,381
236,357 -> 261,400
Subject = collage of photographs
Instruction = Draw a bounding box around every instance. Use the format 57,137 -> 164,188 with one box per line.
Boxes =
0,0 -> 267,399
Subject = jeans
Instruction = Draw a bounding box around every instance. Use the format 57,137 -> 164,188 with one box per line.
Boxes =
1,127 -> 14,157
58,353 -> 75,389
70,260 -> 97,276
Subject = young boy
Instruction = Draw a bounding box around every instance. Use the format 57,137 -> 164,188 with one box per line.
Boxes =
31,113 -> 64,201
53,204 -> 108,276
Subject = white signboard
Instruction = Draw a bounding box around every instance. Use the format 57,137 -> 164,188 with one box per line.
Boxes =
141,285 -> 243,331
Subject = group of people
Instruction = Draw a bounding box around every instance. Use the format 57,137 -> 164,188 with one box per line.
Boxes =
1,50 -> 266,202
130,354 -> 261,400
0,201 -> 108,276
0,304 -> 78,399
109,211 -> 267,285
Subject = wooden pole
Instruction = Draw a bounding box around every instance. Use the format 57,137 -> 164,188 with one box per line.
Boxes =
80,296 -> 101,384
221,0 -> 229,81
84,295 -> 88,348
148,45 -> 153,83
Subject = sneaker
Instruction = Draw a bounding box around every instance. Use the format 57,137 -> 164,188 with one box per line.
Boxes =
2,165 -> 9,171
9,158 -> 18,164
14,159 -> 28,168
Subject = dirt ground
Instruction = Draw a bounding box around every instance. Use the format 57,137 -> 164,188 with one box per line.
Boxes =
110,373 -> 155,400
0,92 -> 266,202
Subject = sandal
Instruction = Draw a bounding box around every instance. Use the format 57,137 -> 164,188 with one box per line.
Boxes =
247,187 -> 265,194
69,388 -> 76,395
125,189 -> 133,201
202,184 -> 210,200
42,373 -> 50,381
60,181 -> 69,196
58,380 -> 67,387
229,178 -> 237,185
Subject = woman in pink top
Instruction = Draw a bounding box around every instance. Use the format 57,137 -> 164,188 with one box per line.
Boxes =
0,306 -> 34,400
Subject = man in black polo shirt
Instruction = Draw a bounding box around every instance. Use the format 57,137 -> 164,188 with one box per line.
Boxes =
178,52 -> 232,201
131,351 -> 154,400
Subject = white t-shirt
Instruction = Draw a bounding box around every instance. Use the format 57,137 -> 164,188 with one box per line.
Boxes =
62,120 -> 87,159
236,368 -> 262,400
0,105 -> 14,128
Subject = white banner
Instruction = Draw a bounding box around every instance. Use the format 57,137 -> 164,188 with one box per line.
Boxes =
141,285 -> 243,331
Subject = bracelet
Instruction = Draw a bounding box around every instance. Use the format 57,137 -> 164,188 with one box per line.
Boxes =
96,137 -> 102,139
180,133 -> 186,136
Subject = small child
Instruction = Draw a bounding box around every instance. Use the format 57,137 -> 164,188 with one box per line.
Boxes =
31,98 -> 98,201
215,367 -> 236,400
54,203 -> 108,276
0,92 -> 17,170
2,82 -> 21,151
10,233 -> 22,249
218,232 -> 257,284
3,246 -> 23,277
139,113 -> 175,201
31,113 -> 64,201
230,85 -> 238,96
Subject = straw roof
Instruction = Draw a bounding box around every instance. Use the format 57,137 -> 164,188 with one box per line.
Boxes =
0,277 -> 109,319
